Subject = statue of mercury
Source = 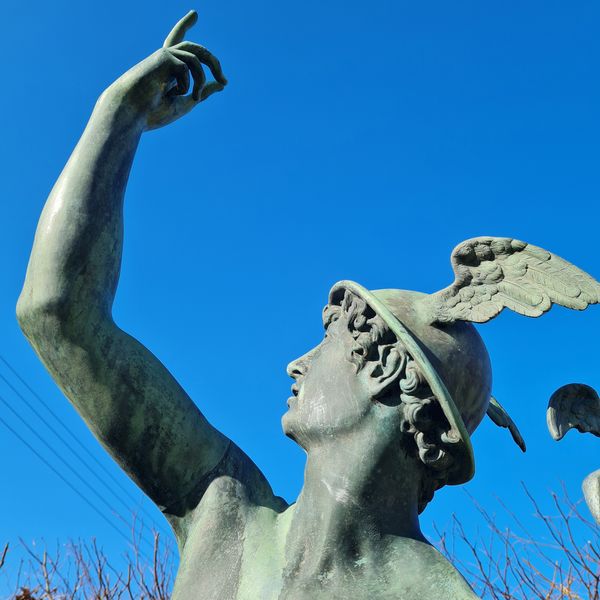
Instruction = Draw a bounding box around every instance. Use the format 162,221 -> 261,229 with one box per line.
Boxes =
16,10 -> 600,600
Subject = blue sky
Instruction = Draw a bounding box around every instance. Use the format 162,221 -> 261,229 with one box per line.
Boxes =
2,0 -> 600,593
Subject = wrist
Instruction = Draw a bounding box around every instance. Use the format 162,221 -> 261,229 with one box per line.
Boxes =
94,84 -> 147,135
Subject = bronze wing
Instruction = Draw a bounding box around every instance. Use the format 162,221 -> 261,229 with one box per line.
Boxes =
547,383 -> 600,441
425,237 -> 600,325
486,396 -> 526,452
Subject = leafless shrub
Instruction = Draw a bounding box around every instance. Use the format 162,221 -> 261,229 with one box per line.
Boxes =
435,485 -> 600,599
3,486 -> 598,599
0,529 -> 175,600
0,545 -> 8,571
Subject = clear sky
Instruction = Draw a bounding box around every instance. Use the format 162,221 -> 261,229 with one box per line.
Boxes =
2,0 -> 600,594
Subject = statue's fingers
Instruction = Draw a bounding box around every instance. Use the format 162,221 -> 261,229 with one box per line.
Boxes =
169,49 -> 206,100
166,55 -> 190,96
163,10 -> 198,48
200,81 -> 225,102
173,41 -> 227,85
161,81 -> 223,128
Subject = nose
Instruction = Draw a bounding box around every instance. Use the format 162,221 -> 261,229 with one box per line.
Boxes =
287,345 -> 318,379
287,358 -> 305,379
287,353 -> 309,379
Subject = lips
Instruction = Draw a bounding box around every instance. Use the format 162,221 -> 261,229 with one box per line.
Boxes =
287,383 -> 300,408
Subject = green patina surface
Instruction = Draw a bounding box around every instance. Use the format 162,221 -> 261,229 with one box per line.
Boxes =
17,11 -> 600,599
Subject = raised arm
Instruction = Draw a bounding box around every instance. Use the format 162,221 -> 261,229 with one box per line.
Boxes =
16,13 -> 245,516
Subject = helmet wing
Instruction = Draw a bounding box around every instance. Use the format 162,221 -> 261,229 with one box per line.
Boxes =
547,383 -> 600,441
486,396 -> 526,452
427,237 -> 600,324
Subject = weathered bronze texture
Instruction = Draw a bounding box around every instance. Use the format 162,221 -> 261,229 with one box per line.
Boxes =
548,384 -> 600,526
17,12 -> 600,599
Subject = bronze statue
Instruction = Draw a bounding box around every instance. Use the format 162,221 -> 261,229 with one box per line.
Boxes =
17,12 -> 600,599
548,384 -> 600,526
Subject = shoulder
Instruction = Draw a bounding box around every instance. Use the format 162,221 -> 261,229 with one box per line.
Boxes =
386,538 -> 479,599
164,442 -> 288,545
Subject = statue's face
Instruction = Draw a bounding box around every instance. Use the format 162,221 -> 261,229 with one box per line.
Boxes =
282,312 -> 374,449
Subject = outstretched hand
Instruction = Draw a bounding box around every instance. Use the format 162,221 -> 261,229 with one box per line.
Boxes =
162,11 -> 227,102
106,10 -> 228,130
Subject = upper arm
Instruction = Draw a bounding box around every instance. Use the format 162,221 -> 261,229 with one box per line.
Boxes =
20,308 -> 231,512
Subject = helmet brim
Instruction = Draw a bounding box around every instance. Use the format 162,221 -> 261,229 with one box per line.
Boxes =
328,280 -> 475,486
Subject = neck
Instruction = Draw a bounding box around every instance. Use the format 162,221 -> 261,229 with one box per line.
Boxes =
285,429 -> 426,578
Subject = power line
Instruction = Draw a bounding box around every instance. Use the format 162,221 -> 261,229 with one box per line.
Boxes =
0,411 -> 152,563
0,354 -> 170,539
0,392 -> 155,557
0,370 -> 142,523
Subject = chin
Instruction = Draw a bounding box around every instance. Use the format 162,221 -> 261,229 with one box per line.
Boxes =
281,411 -> 308,450
281,410 -> 296,438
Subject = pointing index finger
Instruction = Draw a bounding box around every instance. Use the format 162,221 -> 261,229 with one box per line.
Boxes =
163,10 -> 198,48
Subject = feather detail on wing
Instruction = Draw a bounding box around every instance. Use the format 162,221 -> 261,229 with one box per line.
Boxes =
547,383 -> 600,441
486,396 -> 526,452
426,237 -> 600,324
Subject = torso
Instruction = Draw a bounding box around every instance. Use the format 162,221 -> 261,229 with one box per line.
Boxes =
169,473 -> 479,600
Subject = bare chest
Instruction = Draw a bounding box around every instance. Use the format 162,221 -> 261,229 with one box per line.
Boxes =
170,507 -> 474,600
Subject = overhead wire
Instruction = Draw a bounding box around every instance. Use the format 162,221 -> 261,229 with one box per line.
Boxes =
0,354 -> 170,539
0,411 -> 152,563
0,391 -> 156,558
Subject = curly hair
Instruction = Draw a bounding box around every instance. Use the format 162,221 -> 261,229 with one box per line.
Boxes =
323,289 -> 461,513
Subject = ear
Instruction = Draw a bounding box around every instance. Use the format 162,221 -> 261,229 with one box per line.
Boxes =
365,343 -> 405,400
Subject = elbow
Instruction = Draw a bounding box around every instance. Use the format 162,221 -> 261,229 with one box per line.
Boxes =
16,291 -> 60,340
16,289 -> 78,342
17,289 -> 110,345
16,289 -> 37,336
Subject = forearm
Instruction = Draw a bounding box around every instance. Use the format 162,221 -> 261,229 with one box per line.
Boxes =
18,17 -> 227,326
18,90 -> 144,326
